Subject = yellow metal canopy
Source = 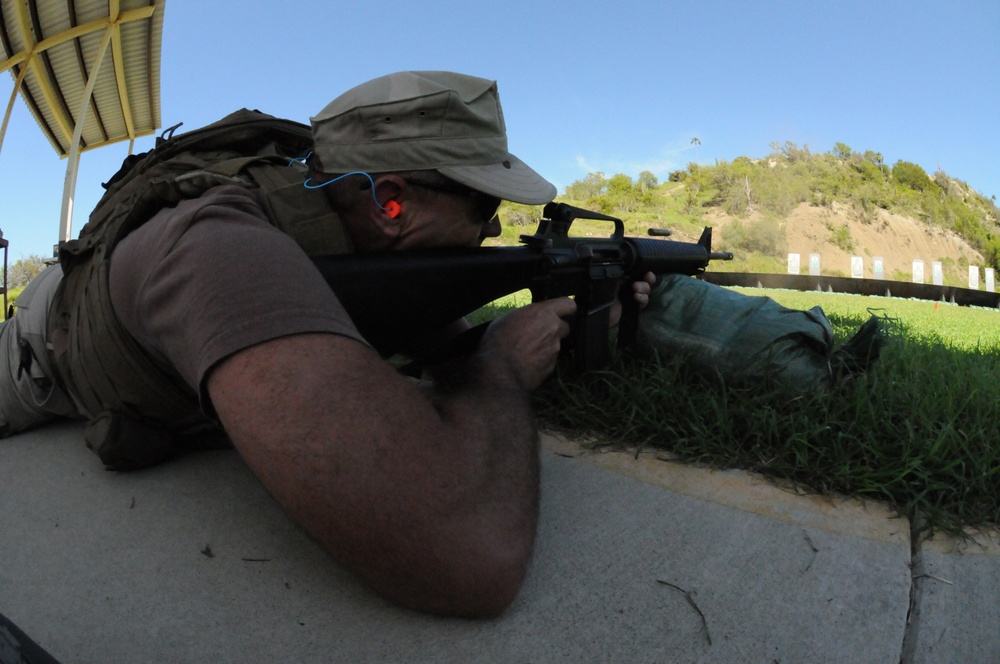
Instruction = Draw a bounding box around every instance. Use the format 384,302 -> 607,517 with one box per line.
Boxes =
0,0 -> 163,242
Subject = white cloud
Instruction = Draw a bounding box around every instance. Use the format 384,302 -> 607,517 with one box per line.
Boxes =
570,136 -> 700,182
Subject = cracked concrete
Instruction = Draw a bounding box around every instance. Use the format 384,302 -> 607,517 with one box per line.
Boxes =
1,422 -> 997,663
901,529 -> 1000,663
561,433 -> 999,664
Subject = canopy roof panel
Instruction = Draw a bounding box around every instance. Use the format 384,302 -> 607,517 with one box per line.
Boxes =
1,0 -> 163,157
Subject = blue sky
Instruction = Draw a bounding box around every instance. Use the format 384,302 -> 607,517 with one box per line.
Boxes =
2,0 -> 998,259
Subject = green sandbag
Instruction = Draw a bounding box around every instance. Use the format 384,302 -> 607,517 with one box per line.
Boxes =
636,275 -> 836,391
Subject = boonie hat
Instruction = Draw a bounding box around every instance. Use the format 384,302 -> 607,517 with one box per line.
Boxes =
310,71 -> 556,205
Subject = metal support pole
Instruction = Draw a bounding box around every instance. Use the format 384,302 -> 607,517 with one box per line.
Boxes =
0,56 -> 31,160
58,25 -> 114,244
1,229 -> 8,319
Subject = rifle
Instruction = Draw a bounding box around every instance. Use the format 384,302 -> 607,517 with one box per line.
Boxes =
0,611 -> 62,664
311,202 -> 733,372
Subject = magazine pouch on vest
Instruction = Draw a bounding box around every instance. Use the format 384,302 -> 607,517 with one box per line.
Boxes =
51,109 -> 348,470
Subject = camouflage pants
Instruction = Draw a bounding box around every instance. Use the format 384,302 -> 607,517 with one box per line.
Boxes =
0,265 -> 77,436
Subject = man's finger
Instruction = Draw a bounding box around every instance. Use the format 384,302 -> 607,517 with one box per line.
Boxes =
540,296 -> 577,318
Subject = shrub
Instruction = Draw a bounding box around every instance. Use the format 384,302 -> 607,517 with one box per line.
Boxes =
499,202 -> 542,227
828,222 -> 854,251
893,160 -> 934,192
724,216 -> 787,257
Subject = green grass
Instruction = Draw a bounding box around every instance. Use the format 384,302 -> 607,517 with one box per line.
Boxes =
474,287 -> 1000,539
5,285 -> 24,304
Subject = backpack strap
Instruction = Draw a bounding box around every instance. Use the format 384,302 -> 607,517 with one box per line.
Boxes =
246,162 -> 353,256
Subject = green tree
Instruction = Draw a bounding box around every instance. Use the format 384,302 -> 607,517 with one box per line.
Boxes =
637,170 -> 658,193
862,150 -> 884,166
861,151 -> 888,181
634,170 -> 658,207
778,141 -> 811,162
832,142 -> 853,159
605,173 -> 644,213
8,254 -> 46,289
683,167 -> 705,213
606,173 -> 634,195
564,172 -> 607,201
711,158 -> 757,216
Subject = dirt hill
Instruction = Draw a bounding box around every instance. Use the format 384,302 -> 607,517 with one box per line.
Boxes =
706,202 -> 986,283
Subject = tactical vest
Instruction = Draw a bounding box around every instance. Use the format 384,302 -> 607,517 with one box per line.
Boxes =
50,109 -> 352,470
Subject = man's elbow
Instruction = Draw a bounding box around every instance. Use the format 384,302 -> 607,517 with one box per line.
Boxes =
414,541 -> 535,618
467,535 -> 539,617
368,526 -> 537,619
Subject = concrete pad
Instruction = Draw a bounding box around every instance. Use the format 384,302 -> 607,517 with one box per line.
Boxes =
1,423 -> 917,663
542,433 -> 911,545
903,530 -> 1000,664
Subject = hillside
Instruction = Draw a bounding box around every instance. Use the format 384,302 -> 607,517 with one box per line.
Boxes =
706,202 -> 985,283
538,145 -> 1000,288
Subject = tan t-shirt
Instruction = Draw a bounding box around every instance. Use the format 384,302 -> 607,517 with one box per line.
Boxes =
108,185 -> 367,410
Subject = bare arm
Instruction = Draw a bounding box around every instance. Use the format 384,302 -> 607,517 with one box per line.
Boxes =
206,297 -> 575,617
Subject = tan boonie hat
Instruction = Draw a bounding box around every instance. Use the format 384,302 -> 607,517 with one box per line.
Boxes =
310,71 -> 556,205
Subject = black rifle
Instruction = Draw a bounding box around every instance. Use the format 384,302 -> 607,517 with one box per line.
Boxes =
0,611 -> 62,664
312,202 -> 733,372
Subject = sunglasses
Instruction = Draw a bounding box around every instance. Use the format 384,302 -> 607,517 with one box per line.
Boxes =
403,177 -> 502,225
